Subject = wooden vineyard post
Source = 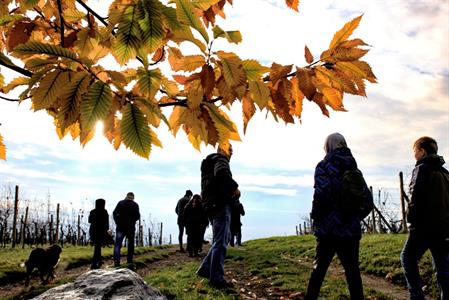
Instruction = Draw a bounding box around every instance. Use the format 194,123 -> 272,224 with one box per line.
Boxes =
399,172 -> 408,232
12,185 -> 19,248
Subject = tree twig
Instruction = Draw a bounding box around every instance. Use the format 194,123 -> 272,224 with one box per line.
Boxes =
0,60 -> 33,77
75,0 -> 108,27
34,8 -> 59,33
56,0 -> 65,47
0,95 -> 20,102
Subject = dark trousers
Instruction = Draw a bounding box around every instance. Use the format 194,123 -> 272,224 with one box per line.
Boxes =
92,242 -> 102,268
401,232 -> 449,300
305,236 -> 363,300
178,224 -> 185,249
187,224 -> 203,256
230,226 -> 242,246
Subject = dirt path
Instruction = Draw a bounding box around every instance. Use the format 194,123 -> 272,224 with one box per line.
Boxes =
0,246 -> 419,300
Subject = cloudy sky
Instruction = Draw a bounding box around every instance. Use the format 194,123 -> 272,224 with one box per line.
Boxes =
0,0 -> 448,242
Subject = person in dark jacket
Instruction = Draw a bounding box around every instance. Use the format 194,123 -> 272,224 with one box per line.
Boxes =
305,133 -> 372,300
183,194 -> 208,257
88,198 -> 109,269
401,136 -> 449,300
230,200 -> 245,247
175,190 -> 193,252
197,143 -> 239,289
113,192 -> 140,267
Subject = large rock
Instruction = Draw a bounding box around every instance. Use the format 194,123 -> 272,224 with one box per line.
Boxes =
32,268 -> 167,300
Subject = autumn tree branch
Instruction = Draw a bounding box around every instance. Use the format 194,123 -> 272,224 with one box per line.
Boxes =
0,60 -> 33,77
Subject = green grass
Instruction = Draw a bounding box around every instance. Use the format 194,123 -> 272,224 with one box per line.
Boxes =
0,235 -> 442,299
0,244 -> 175,285
146,234 -> 441,299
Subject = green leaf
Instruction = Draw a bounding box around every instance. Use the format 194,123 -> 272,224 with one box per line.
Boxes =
249,80 -> 270,110
139,0 -> 165,53
213,26 -> 242,44
14,41 -> 79,61
121,103 -> 152,158
135,68 -> 162,99
112,5 -> 143,65
161,6 -> 182,31
204,103 -> 235,132
175,0 -> 209,44
81,81 -> 113,131
242,60 -> 270,81
225,31 -> 242,44
18,0 -> 39,9
0,52 -> 16,66
57,72 -> 91,131
171,25 -> 207,52
0,14 -> 24,26
135,97 -> 169,128
216,51 -> 246,88
32,70 -> 69,110
25,58 -> 57,71
63,8 -> 86,22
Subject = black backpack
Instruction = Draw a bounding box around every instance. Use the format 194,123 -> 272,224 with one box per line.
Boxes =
338,169 -> 373,218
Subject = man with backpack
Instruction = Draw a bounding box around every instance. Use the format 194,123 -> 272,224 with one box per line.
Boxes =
401,136 -> 449,300
175,190 -> 193,252
305,133 -> 373,300
197,143 -> 239,289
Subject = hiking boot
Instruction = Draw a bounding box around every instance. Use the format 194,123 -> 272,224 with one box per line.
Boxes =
210,280 -> 234,290
114,261 -> 120,267
196,268 -> 209,279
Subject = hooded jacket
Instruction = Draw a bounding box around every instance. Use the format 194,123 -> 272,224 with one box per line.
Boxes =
407,154 -> 449,241
311,147 -> 364,238
201,153 -> 238,217
88,199 -> 109,243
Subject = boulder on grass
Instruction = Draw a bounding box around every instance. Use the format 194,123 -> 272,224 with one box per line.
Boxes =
32,268 -> 167,300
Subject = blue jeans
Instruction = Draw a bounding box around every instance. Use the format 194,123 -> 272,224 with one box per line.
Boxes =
401,233 -> 449,300
114,230 -> 135,264
197,205 -> 231,284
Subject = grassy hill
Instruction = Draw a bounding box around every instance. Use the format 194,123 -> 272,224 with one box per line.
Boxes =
146,234 -> 439,299
0,234 -> 440,299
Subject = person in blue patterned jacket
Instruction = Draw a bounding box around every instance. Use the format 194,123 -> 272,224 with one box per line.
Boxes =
305,132 -> 372,300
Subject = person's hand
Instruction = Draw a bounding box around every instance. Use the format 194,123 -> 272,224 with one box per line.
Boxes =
233,188 -> 241,199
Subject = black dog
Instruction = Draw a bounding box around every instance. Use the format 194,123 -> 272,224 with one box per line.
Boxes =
25,244 -> 62,286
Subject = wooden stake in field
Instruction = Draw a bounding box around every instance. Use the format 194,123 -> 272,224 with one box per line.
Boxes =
22,206 -> 28,249
159,222 -> 163,245
370,186 -> 376,233
399,172 -> 408,232
12,185 -> 19,248
55,203 -> 60,244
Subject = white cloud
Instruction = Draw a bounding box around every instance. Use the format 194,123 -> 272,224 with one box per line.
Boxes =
242,186 -> 297,197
